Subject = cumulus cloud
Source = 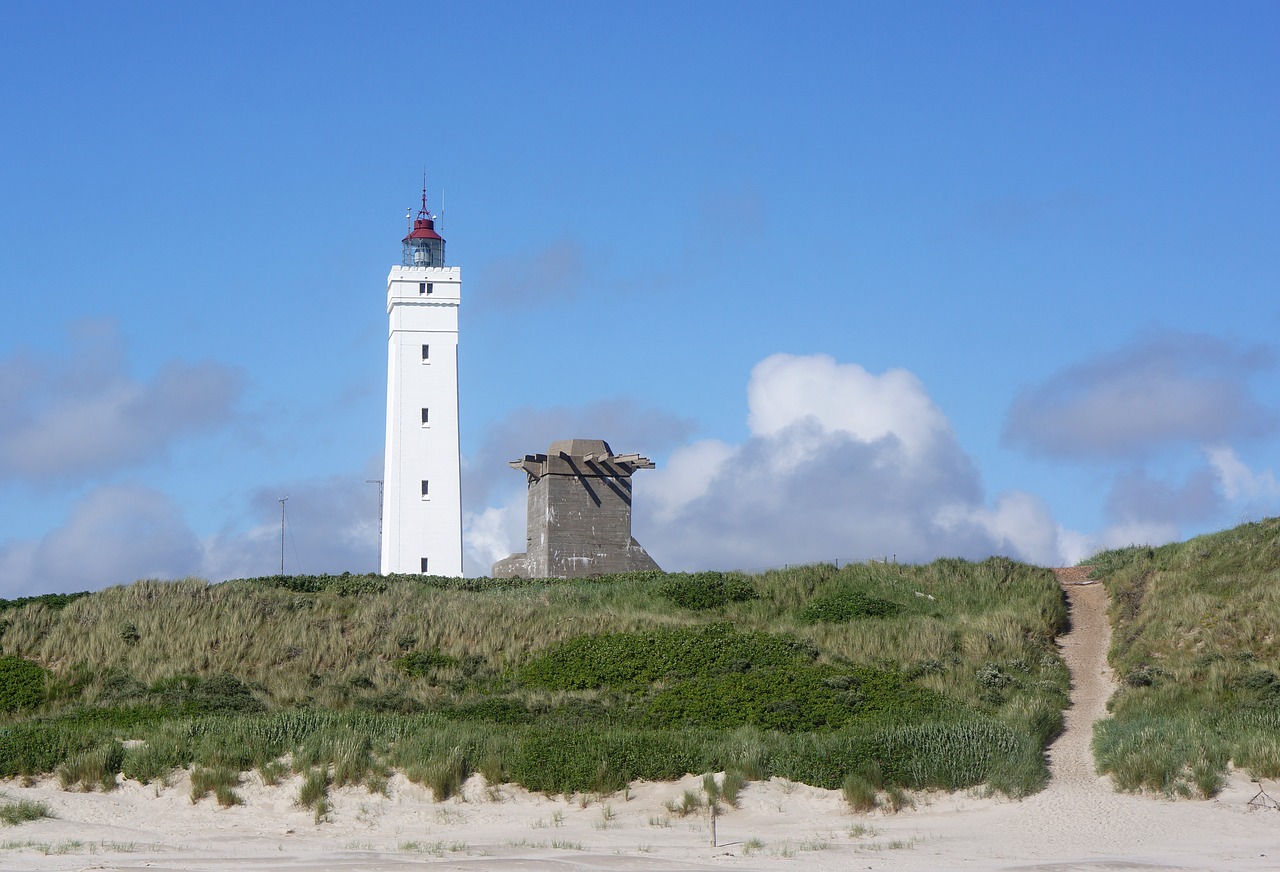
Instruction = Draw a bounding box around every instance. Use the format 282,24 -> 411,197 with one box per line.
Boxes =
627,353 -> 1069,570
463,502 -> 526,578
464,353 -> 1085,573
1002,332 -> 1274,460
0,469 -> 382,598
0,320 -> 246,482
0,485 -> 203,597
746,354 -> 950,457
1206,446 -> 1280,503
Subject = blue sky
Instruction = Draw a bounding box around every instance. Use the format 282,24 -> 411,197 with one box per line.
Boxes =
2,2 -> 1278,594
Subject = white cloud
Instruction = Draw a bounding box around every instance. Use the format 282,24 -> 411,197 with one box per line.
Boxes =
630,353 -> 1072,571
0,485 -> 203,598
937,491 -> 1064,566
463,499 -> 526,575
1003,331 -> 1273,460
647,438 -> 734,523
747,354 -> 949,457
1207,446 -> 1280,502
1093,521 -> 1180,553
0,469 -> 382,598
0,320 -> 246,482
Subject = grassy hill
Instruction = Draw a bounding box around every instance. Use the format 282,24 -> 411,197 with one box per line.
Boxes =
1091,516 -> 1280,796
0,559 -> 1068,808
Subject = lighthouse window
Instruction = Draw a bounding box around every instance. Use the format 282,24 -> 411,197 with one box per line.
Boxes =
421,407 -> 430,426
421,480 -> 430,499
420,558 -> 429,574
418,282 -> 433,295
421,344 -> 430,362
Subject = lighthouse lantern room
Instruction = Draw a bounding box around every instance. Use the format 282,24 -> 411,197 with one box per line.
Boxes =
402,190 -> 446,267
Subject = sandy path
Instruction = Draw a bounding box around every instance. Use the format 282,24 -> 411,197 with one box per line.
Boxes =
1046,567 -> 1115,791
4,568 -> 1279,871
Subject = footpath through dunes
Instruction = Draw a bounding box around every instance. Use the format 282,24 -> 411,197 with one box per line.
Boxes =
869,566 -> 1278,872
1046,565 -> 1116,790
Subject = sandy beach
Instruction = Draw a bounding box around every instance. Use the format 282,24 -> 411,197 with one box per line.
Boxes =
3,578 -> 1278,872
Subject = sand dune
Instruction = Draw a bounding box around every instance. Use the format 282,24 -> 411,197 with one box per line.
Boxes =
3,579 -> 1278,871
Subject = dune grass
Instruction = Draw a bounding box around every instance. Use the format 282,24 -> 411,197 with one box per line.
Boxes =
1090,517 -> 1280,796
0,797 -> 54,825
0,558 -> 1068,800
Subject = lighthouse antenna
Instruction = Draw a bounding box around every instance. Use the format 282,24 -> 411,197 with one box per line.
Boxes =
438,188 -> 445,235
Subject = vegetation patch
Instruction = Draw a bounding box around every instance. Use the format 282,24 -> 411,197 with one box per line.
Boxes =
643,665 -> 952,731
801,590 -> 906,623
659,572 -> 756,610
0,798 -> 54,826
393,650 -> 457,677
0,592 -> 89,615
0,557 -> 1071,802
0,657 -> 47,713
147,674 -> 265,716
1090,518 -> 1280,796
518,623 -> 816,691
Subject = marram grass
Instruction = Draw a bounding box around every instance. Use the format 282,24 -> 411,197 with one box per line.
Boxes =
0,558 -> 1069,801
1091,517 -> 1280,796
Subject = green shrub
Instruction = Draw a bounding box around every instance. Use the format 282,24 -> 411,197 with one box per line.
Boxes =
0,592 -> 89,614
508,729 -> 703,796
644,665 -> 952,732
438,697 -> 532,724
394,650 -> 457,677
148,673 -> 264,716
800,590 -> 904,623
519,624 -> 816,691
0,656 -> 48,713
659,573 -> 757,610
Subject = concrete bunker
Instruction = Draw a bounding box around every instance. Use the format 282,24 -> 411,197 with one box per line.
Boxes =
491,438 -> 660,578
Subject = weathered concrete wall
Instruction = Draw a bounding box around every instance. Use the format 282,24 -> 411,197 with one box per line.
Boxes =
492,439 -> 660,578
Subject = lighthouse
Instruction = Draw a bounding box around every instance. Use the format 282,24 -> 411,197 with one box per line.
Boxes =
380,186 -> 463,576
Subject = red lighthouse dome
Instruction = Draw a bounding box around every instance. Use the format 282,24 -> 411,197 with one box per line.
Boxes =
403,186 -> 445,267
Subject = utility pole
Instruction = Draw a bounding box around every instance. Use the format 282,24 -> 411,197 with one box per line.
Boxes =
278,496 -> 289,576
367,479 -> 384,568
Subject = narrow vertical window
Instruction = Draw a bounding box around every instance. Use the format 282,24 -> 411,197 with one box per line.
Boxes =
421,344 -> 430,362
425,282 -> 434,295
421,480 -> 430,499
419,282 -> 427,295
420,557 -> 429,574
421,407 -> 430,426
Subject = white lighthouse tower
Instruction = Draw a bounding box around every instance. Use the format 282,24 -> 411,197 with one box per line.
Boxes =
380,186 -> 463,576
